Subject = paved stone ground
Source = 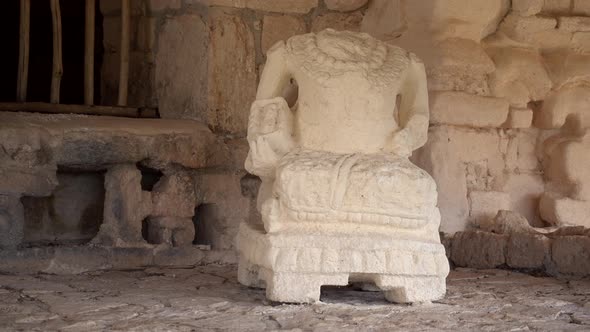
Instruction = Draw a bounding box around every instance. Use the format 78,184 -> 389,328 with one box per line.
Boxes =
0,265 -> 589,331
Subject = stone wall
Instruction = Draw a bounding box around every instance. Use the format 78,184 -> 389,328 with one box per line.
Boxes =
98,0 -> 590,244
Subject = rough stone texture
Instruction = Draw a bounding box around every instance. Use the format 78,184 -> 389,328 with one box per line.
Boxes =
504,107 -> 533,128
499,13 -> 557,43
540,194 -> 590,227
536,86 -> 590,129
0,112 -> 220,170
573,0 -> 590,15
311,12 -> 363,33
545,51 -> 590,90
0,195 -> 24,249
552,236 -> 590,275
360,0 -> 405,40
22,173 -> 104,245
92,165 -> 152,247
558,16 -> 590,32
155,15 -> 209,120
512,0 -> 544,16
479,210 -> 537,235
146,217 -> 195,247
151,171 -> 197,218
495,172 -> 545,227
325,0 -> 367,12
246,0 -> 318,13
506,233 -> 551,269
429,91 -> 509,127
261,15 -> 306,55
207,10 -> 257,135
451,231 -> 508,268
469,191 -> 511,225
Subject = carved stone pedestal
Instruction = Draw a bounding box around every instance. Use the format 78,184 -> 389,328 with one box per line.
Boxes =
237,223 -> 449,303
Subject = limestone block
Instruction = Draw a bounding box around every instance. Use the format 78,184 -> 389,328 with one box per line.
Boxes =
544,51 -> 590,90
512,0 -> 544,16
558,16 -> 590,32
261,15 -> 306,55
542,0 -> 572,14
572,32 -> 590,53
506,233 -> 551,269
469,191 -> 511,225
487,47 -> 552,107
504,107 -> 533,128
536,87 -> 590,129
147,0 -> 181,12
360,0 -> 404,41
325,0 -> 367,12
499,13 -> 557,43
311,12 -> 363,33
540,194 -> 590,227
504,129 -> 540,171
155,15 -> 208,120
451,231 -> 508,268
0,195 -> 24,248
427,68 -> 490,96
573,0 -> 590,15
429,91 -> 510,128
247,0 -> 318,13
92,165 -> 152,247
147,217 -> 195,247
413,127 -> 469,234
207,10 -> 257,135
495,173 -> 545,227
0,168 -> 57,197
151,172 -> 197,218
551,236 -> 590,275
479,210 -> 536,234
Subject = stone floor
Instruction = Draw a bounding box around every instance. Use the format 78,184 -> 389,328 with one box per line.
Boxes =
0,265 -> 589,331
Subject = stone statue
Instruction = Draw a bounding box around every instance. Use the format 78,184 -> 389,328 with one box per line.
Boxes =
236,29 -> 449,303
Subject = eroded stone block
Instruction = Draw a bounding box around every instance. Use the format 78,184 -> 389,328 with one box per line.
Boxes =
312,12 -> 363,33
151,172 -> 197,218
512,0 -> 544,16
92,165 -> 152,247
325,0 -> 367,12
540,194 -> 590,227
479,210 -> 536,234
0,195 -> 24,248
499,13 -> 557,42
551,236 -> 590,275
504,107 -> 533,128
261,15 -> 306,55
429,91 -> 509,127
469,191 -> 511,225
147,217 -> 195,247
506,233 -> 551,269
535,86 -> 590,129
451,231 -> 508,268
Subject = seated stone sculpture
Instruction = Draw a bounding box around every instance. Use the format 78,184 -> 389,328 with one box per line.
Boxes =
237,29 -> 449,303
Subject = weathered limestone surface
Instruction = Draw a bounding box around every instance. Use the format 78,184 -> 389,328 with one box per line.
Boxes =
311,12 -> 363,33
147,217 -> 195,247
451,231 -> 507,269
155,15 -> 209,120
92,165 -> 152,247
151,172 -> 197,218
429,92 -> 509,127
551,236 -> 590,275
207,10 -> 257,135
238,30 -> 448,303
469,191 -> 511,225
261,15 -> 306,55
0,195 -> 24,249
324,0 -> 367,12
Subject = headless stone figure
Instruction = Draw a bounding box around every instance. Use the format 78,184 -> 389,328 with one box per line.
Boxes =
237,29 -> 449,303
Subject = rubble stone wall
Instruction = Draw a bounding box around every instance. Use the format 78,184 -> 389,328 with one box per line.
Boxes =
93,0 -> 590,252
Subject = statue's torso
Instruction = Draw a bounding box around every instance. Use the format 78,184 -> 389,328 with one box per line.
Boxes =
285,31 -> 411,153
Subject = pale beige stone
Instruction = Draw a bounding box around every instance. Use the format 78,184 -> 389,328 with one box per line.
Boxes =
261,15 -> 306,55
311,12 -> 363,33
479,210 -> 536,234
360,0 -> 404,41
512,0 -> 544,16
542,0 -> 572,14
495,173 -> 545,227
207,11 -> 257,135
558,16 -> 590,32
429,91 -> 509,128
573,0 -> 590,15
325,0 -> 367,12
499,13 -> 557,43
237,30 -> 448,303
540,194 -> 590,227
504,107 -> 533,128
545,51 -> 590,90
487,47 -> 552,107
413,127 -> 469,234
535,86 -> 590,129
92,165 -> 152,247
469,191 -> 511,225
156,15 -> 208,120
572,32 -> 590,53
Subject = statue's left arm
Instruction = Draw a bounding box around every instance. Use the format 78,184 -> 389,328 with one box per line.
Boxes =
389,54 -> 430,157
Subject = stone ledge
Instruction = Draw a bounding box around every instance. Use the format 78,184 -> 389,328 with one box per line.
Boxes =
0,245 -> 236,275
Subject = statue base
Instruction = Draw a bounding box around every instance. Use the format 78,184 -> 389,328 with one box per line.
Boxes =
236,223 -> 449,304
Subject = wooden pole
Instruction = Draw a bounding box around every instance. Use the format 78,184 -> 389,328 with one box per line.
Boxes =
17,0 -> 31,102
84,0 -> 95,105
118,0 -> 130,106
50,0 -> 63,104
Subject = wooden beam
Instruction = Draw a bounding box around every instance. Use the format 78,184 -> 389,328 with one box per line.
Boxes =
0,102 -> 158,118
84,0 -> 95,105
17,0 -> 31,102
118,0 -> 130,106
50,0 -> 63,104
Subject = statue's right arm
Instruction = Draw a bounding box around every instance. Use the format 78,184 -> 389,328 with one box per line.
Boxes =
245,41 -> 295,178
